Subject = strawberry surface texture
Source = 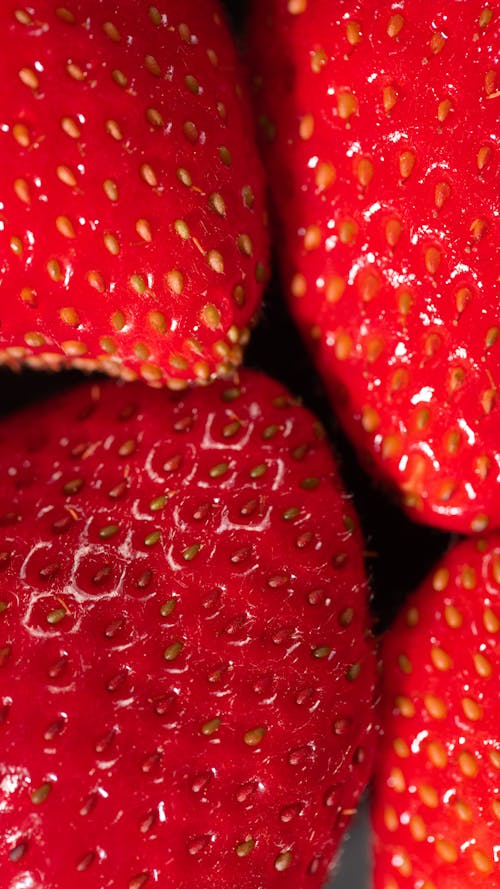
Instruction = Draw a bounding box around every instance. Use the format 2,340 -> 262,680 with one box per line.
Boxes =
249,0 -> 500,534
372,534 -> 500,888
0,0 -> 268,386
0,371 -> 377,889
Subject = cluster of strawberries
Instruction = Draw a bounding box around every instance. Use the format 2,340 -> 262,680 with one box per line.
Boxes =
0,2 -> 498,888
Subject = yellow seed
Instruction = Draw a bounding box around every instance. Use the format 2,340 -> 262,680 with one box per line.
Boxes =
140,164 -> 157,187
207,250 -> 224,274
87,271 -> 105,292
166,270 -> 184,294
103,21 -> 121,41
361,406 -> 380,433
104,233 -> 120,255
458,751 -> 478,778
387,13 -> 404,36
315,161 -> 336,190
66,62 -> 84,81
431,646 -> 452,671
395,695 -> 415,718
201,304 -> 221,330
384,805 -> 398,831
424,695 -> 447,720
145,54 -> 161,76
146,107 -> 164,127
473,652 -> 492,677
174,219 -> 190,240
14,178 -> 30,204
291,273 -> 307,298
386,218 -> 402,247
136,219 -> 152,242
19,67 -> 39,90
346,20 -> 362,45
462,697 -> 482,721
13,123 -> 30,146
288,0 -> 307,13
112,69 -> 128,88
435,838 -> 457,863
472,849 -> 493,874
105,119 -> 122,140
435,181 -> 451,208
484,607 -> 499,633
477,145 -> 492,170
337,91 -> 358,120
425,246 -> 441,275
60,307 -> 80,327
479,8 -> 493,28
437,98 -> 452,121
383,85 -> 397,113
299,113 -> 314,140
427,741 -> 447,768
419,783 -> 438,808
274,851 -> 292,871
61,340 -> 87,356
410,815 -> 426,842
356,157 -> 374,186
388,766 -> 405,793
103,179 -> 118,201
399,150 -> 416,179
393,737 -> 410,758
430,32 -> 446,54
243,727 -> 266,747
455,799 -> 472,821
56,165 -> 77,187
326,276 -> 345,303
209,193 -> 226,216
334,332 -> 352,361
444,604 -> 462,627
338,218 -> 358,244
56,215 -> 75,239
61,116 -> 80,138
304,225 -> 321,250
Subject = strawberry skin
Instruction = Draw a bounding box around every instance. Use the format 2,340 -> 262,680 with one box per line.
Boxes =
372,535 -> 500,888
249,0 -> 500,533
0,1 -> 268,387
0,371 -> 377,888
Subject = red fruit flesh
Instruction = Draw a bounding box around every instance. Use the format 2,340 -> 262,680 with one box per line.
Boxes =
372,534 -> 500,888
0,371 -> 377,889
249,0 -> 500,533
0,0 -> 268,386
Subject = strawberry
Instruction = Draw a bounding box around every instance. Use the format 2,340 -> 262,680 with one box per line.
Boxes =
0,370 -> 377,888
372,534 -> 500,888
248,0 -> 500,534
0,0 -> 268,387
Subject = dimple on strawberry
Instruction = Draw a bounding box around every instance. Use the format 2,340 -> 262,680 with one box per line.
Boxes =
0,0 -> 268,387
249,0 -> 500,534
0,370 -> 377,889
372,534 -> 500,888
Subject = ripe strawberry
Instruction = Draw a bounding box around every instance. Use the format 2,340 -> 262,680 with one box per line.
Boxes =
0,0 -> 268,387
372,534 -> 500,888
0,371 -> 377,888
248,0 -> 500,534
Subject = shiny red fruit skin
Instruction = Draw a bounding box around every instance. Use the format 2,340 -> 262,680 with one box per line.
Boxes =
0,0 -> 268,387
249,0 -> 500,534
0,371 -> 377,889
372,534 -> 500,889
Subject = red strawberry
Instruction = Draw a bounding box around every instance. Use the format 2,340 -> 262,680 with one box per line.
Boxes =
0,371 -> 377,888
0,0 -> 268,387
372,534 -> 500,888
248,0 -> 500,534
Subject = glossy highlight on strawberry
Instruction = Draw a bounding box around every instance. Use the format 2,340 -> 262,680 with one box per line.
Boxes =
0,371 -> 377,889
249,0 -> 500,533
372,534 -> 500,888
0,0 -> 268,387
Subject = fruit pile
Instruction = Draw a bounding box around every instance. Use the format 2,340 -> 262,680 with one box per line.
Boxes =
0,2 -> 497,889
